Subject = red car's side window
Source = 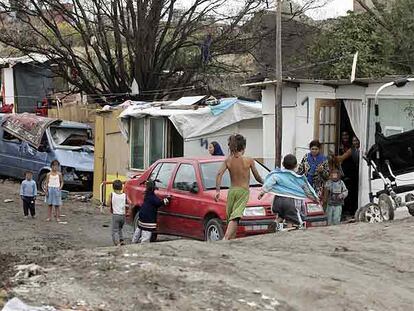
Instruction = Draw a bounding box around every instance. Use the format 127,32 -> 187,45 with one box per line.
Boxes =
173,164 -> 197,192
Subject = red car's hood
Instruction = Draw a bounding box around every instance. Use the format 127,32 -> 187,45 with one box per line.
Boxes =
204,187 -> 273,206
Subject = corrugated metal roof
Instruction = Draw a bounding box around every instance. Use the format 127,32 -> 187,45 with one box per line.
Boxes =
0,54 -> 49,66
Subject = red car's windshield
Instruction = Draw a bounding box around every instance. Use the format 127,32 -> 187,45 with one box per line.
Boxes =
201,161 -> 270,190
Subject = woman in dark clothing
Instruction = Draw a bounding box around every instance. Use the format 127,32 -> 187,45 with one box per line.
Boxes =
208,141 -> 225,156
297,140 -> 330,198
132,180 -> 168,243
336,137 -> 360,217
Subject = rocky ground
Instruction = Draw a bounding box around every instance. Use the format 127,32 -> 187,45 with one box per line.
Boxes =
1,179 -> 414,311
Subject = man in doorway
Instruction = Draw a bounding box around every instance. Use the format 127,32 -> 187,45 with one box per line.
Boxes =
339,131 -> 351,155
215,134 -> 264,240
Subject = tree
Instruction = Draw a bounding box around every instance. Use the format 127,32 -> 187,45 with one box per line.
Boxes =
309,0 -> 414,79
356,0 -> 414,73
0,0 -> 268,99
308,11 -> 396,79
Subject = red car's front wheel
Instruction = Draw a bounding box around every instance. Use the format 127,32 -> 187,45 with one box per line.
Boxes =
205,218 -> 224,242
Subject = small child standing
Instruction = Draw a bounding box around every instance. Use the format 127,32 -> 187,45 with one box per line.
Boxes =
324,169 -> 348,225
20,171 -> 37,219
132,180 -> 168,243
258,154 -> 319,230
110,180 -> 128,246
45,160 -> 64,222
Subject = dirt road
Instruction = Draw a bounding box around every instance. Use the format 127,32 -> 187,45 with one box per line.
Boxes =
1,180 -> 414,311
0,179 -> 114,283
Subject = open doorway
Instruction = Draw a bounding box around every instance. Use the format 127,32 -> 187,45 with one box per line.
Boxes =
167,120 -> 184,158
314,98 -> 361,219
338,101 -> 360,219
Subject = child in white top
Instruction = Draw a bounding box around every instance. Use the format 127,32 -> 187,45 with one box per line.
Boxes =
110,180 -> 128,246
45,160 -> 64,222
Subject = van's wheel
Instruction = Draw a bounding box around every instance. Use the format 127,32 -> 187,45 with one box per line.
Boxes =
37,172 -> 48,193
363,203 -> 384,223
205,218 -> 224,242
378,194 -> 394,221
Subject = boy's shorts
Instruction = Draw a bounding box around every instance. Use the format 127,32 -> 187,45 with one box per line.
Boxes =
226,187 -> 249,222
272,196 -> 302,225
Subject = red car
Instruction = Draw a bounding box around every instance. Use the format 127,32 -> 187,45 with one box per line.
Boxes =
124,157 -> 326,241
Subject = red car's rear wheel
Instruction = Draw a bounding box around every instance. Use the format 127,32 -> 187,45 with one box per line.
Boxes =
133,209 -> 158,242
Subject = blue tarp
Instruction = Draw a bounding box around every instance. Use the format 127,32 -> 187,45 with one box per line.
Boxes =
210,98 -> 259,116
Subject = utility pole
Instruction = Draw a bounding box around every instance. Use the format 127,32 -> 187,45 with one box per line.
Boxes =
274,0 -> 283,167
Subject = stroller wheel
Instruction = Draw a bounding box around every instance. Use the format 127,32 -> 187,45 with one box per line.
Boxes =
355,205 -> 368,222
363,203 -> 384,223
405,193 -> 414,217
378,194 -> 395,221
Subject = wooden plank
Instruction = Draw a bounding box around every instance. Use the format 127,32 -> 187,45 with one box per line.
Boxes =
48,104 -> 97,124
92,114 -> 105,201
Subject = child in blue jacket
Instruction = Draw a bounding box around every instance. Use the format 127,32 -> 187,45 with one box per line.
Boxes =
258,154 -> 319,229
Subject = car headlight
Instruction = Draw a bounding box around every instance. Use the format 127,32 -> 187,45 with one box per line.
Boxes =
243,206 -> 266,217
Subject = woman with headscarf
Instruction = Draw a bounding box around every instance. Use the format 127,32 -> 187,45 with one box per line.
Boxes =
297,140 -> 329,197
208,141 -> 224,156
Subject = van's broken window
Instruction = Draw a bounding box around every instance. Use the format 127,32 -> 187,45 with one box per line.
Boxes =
3,131 -> 21,142
50,127 -> 93,147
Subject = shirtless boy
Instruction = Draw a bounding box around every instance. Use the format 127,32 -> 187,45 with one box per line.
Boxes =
215,134 -> 264,240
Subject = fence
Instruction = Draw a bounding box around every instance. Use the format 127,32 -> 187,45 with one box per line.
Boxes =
48,104 -> 97,124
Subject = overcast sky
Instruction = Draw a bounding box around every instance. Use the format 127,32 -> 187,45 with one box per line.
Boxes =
178,0 -> 354,20
303,0 -> 353,20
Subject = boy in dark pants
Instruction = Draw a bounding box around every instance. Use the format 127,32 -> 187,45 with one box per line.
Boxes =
20,171 -> 37,219
258,154 -> 319,230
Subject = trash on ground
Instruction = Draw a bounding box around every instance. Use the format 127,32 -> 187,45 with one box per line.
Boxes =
74,193 -> 92,202
1,297 -> 57,311
3,200 -> 13,203
13,264 -> 45,279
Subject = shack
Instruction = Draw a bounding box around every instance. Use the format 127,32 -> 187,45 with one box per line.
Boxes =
93,97 -> 264,202
242,77 -> 414,208
0,54 -> 56,113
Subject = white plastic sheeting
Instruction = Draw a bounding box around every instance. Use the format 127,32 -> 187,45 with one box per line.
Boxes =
0,54 -> 49,66
170,101 -> 262,139
118,100 -> 262,140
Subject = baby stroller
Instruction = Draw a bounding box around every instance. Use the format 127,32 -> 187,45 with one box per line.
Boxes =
356,78 -> 414,223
